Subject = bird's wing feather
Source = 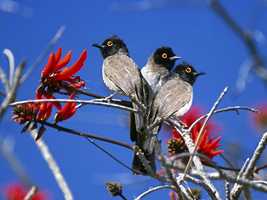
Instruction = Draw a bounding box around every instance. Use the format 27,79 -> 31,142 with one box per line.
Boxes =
153,77 -> 192,120
104,54 -> 141,97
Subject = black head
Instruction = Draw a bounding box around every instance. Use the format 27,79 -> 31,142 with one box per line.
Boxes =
92,36 -> 129,59
152,47 -> 181,70
174,62 -> 205,85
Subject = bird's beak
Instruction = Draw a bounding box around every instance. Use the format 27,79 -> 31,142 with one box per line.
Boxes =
169,55 -> 182,61
92,43 -> 104,49
194,72 -> 206,77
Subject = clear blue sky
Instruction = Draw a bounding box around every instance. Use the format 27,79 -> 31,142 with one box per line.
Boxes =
1,0 -> 267,199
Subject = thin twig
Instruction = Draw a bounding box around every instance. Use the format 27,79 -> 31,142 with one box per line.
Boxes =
0,65 -> 9,93
230,132 -> 267,199
3,48 -> 15,86
84,138 -> 136,173
159,155 -> 192,200
169,153 -> 267,193
24,186 -> 38,200
30,129 -> 73,200
40,120 -> 133,150
134,185 -> 173,200
0,61 -> 25,119
20,26 -> 66,83
10,98 -> 137,113
188,106 -> 257,132
183,87 -> 228,178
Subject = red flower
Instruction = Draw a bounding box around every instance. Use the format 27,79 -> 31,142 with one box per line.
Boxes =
169,106 -> 223,159
4,183 -> 47,200
252,103 -> 267,130
54,93 -> 77,123
39,48 -> 87,96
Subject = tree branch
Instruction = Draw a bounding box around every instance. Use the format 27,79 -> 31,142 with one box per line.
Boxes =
40,120 -> 133,150
230,132 -> 267,199
10,98 -> 136,113
30,130 -> 73,200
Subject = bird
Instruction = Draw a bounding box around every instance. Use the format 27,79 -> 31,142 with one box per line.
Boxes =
93,36 -> 155,174
141,47 -> 181,93
150,62 -> 205,128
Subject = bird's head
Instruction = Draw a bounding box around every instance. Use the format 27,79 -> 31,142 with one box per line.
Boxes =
93,36 -> 129,58
174,62 -> 205,85
152,47 -> 181,70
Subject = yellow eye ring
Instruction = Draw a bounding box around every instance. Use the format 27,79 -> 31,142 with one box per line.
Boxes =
185,67 -> 192,73
107,41 -> 113,47
161,53 -> 168,59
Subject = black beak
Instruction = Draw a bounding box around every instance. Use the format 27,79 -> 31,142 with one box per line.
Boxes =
92,43 -> 104,49
194,72 -> 206,77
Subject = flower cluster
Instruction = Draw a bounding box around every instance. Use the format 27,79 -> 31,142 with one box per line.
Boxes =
3,183 -> 46,200
168,107 -> 223,159
12,48 -> 87,139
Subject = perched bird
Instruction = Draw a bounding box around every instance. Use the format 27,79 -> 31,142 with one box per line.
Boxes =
93,36 -> 155,174
150,63 -> 205,126
92,36 -> 139,97
141,47 -> 180,92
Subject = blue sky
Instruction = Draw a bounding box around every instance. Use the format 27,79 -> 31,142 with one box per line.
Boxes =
1,0 -> 267,199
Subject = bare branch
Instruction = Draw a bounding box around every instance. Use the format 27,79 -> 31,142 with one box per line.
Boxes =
170,120 -> 221,200
84,138 -> 136,173
10,98 -> 136,113
230,132 -> 267,199
159,155 -> 193,200
30,129 -> 73,200
3,48 -> 15,86
134,185 -> 173,200
0,65 -> 9,93
188,106 -> 257,132
20,26 -> 66,83
40,120 -> 133,150
183,87 -> 228,177
0,61 -> 25,119
24,186 -> 38,200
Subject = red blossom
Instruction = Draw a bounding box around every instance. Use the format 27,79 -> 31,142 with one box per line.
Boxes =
252,103 -> 267,130
54,94 -> 77,123
170,106 -> 223,159
4,183 -> 47,200
39,48 -> 87,96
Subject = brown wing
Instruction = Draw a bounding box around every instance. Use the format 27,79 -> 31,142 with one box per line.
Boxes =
104,54 -> 141,97
152,76 -> 192,121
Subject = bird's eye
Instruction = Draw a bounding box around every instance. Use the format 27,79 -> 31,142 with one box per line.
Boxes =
185,67 -> 192,73
107,41 -> 113,47
161,53 -> 168,59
